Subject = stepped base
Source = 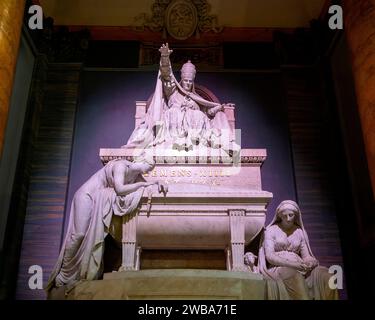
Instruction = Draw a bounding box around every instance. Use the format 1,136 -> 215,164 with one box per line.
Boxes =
55,269 -> 266,300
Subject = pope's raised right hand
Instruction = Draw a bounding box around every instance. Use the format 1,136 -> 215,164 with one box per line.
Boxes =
159,43 -> 173,56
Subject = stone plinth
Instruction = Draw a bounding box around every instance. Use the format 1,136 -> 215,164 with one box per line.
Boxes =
100,148 -> 267,190
101,148 -> 272,272
65,269 -> 265,300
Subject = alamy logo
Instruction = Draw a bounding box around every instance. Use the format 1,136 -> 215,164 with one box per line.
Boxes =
328,265 -> 343,290
28,5 -> 43,30
328,5 -> 343,30
28,265 -> 43,290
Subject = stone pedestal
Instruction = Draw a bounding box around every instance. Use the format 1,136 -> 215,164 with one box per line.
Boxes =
101,148 -> 272,272
66,269 -> 265,300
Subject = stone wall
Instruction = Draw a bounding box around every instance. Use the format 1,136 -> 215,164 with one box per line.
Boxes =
15,63 -> 82,299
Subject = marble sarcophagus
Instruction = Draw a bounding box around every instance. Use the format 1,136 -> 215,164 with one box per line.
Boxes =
100,148 -> 272,272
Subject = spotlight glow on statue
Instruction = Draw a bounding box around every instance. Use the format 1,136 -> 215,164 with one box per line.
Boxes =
46,155 -> 167,291
123,43 -> 239,157
254,200 -> 339,300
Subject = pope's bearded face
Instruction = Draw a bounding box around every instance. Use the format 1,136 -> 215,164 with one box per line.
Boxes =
182,77 -> 194,91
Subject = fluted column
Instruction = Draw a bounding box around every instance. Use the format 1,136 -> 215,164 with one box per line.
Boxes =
120,212 -> 138,271
0,0 -> 26,156
344,0 -> 375,198
229,209 -> 247,272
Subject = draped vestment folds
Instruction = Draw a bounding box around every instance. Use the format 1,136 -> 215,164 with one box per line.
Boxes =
258,201 -> 339,300
124,71 -> 236,153
46,160 -> 145,292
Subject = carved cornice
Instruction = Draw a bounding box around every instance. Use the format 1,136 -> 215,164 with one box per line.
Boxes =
134,0 -> 223,40
140,43 -> 223,67
66,25 -> 282,43
99,148 -> 267,165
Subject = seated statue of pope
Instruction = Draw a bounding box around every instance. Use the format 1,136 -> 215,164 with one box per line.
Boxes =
123,43 -> 238,155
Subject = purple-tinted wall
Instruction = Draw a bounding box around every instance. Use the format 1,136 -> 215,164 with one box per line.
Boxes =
64,70 -> 296,236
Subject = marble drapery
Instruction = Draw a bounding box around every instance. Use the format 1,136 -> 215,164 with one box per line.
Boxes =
46,160 -> 146,292
123,46 -> 237,154
257,200 -> 339,300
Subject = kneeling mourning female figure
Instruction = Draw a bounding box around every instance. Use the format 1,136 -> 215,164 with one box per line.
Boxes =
46,156 -> 164,291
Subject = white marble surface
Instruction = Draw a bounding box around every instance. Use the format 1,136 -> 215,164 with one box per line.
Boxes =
64,269 -> 265,300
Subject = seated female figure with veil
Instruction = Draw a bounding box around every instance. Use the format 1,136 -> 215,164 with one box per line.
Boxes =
256,200 -> 339,300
